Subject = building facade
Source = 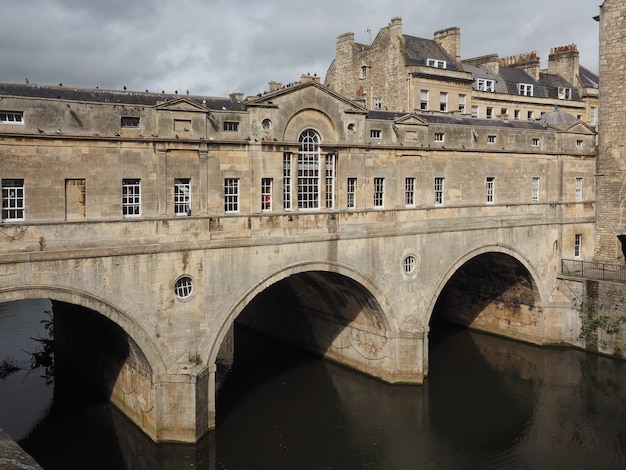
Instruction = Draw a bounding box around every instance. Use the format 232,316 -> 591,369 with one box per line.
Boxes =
325,17 -> 599,128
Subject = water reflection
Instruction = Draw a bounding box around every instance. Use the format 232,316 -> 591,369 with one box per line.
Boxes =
2,300 -> 626,469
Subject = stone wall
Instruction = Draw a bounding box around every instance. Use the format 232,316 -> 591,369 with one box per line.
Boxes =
595,0 -> 626,262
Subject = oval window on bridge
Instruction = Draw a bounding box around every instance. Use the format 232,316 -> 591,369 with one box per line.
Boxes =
174,276 -> 194,300
403,255 -> 417,275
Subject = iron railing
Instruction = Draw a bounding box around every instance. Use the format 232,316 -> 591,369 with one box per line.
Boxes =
562,259 -> 626,283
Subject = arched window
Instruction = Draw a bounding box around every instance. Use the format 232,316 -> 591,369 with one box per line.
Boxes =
298,129 -> 320,209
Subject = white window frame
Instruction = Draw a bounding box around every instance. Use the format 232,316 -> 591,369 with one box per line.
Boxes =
374,177 -> 384,208
486,177 -> 495,204
224,178 -> 240,213
298,129 -> 320,210
514,110 -> 521,120
434,132 -> 445,143
439,92 -> 448,112
487,135 -> 496,144
471,106 -> 479,118
476,79 -> 495,92
518,83 -> 534,96
325,153 -> 336,209
420,90 -> 429,110
122,178 -> 141,217
574,233 -> 582,258
374,97 -> 382,110
283,152 -> 292,210
558,87 -> 572,100
0,111 -> 24,124
532,177 -> 540,202
458,94 -> 466,114
532,138 -> 540,147
405,177 -> 416,207
434,177 -> 444,205
590,107 -> 597,125
370,129 -> 382,139
575,177 -> 583,202
261,178 -> 272,212
486,107 -> 493,119
174,178 -> 191,216
174,276 -> 194,300
427,58 -> 446,68
1,179 -> 25,221
347,177 -> 356,209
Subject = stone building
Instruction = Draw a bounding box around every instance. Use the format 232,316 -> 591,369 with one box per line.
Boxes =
324,17 -> 599,127
0,77 -> 595,227
595,0 -> 626,263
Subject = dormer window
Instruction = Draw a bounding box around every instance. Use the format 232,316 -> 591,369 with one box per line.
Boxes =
518,83 -> 534,96
476,79 -> 495,92
427,58 -> 446,69
121,117 -> 140,128
558,87 -> 572,99
224,121 -> 239,132
0,111 -> 23,124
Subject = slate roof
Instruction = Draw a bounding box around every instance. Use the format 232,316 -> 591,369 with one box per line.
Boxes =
0,82 -> 247,111
539,72 -> 581,101
579,66 -> 599,89
367,110 -> 547,130
461,63 -> 509,94
403,35 -> 459,70
498,67 -> 548,98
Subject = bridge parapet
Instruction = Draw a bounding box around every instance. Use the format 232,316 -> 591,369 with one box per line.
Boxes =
0,202 -> 595,262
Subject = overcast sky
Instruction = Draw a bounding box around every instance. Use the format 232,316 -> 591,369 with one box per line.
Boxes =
0,0 -> 600,98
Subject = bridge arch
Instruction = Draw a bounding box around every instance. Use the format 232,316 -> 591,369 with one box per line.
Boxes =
207,261 -> 399,367
0,285 -> 167,376
428,245 -> 546,343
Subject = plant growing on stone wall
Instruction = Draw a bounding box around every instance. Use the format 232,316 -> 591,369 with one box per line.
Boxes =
580,313 -> 626,341
188,351 -> 202,365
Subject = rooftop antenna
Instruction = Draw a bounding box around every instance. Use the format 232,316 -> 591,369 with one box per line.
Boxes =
365,27 -> 371,45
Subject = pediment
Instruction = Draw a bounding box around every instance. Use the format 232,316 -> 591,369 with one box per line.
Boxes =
548,120 -> 596,135
394,113 -> 429,126
247,80 -> 367,115
155,97 -> 207,112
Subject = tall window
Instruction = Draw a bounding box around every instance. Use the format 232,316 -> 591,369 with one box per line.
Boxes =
471,106 -> 479,118
434,177 -> 444,205
575,177 -> 583,202
374,178 -> 384,208
224,178 -> 239,213
283,152 -> 292,210
439,92 -> 448,112
405,177 -> 415,207
347,177 -> 356,209
325,154 -> 335,209
458,94 -> 466,114
122,179 -> 141,217
574,233 -> 582,257
174,178 -> 191,216
298,130 -> 320,209
420,90 -> 429,110
2,179 -> 24,221
261,178 -> 272,211
486,177 -> 495,204
590,107 -> 597,125
532,177 -> 540,202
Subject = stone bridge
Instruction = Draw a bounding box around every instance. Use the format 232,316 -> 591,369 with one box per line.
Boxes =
0,201 -> 591,443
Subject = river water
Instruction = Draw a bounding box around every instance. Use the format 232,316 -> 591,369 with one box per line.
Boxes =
2,299 -> 626,469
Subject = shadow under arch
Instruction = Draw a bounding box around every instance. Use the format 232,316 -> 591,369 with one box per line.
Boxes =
207,261 -> 399,373
0,285 -> 167,379
428,245 -> 545,342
